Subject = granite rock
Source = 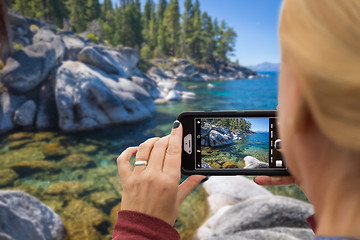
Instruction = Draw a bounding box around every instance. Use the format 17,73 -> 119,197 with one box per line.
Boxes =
0,190 -> 65,240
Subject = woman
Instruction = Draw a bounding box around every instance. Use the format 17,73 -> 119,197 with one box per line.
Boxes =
113,0 -> 360,239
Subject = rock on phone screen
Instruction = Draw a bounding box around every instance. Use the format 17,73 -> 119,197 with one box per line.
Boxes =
194,117 -> 285,170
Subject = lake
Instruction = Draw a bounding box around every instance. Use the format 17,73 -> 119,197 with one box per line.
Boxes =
0,72 -> 307,239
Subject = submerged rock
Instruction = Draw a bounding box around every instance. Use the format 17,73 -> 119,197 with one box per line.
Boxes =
44,181 -> 88,197
10,160 -> 61,176
244,156 -> 269,169
0,190 -> 65,240
90,191 -> 120,214
42,143 -> 68,157
54,61 -> 155,132
60,154 -> 96,169
0,169 -> 19,187
1,42 -> 57,94
6,131 -> 33,141
62,199 -> 111,237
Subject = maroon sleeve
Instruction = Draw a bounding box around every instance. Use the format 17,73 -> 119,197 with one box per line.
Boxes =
306,214 -> 317,233
112,210 -> 180,240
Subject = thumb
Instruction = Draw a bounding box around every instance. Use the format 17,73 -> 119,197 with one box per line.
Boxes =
177,175 -> 207,203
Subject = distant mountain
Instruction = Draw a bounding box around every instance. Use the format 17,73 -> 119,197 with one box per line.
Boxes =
247,62 -> 280,72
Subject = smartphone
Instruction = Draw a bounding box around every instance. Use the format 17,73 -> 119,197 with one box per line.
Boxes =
178,110 -> 289,176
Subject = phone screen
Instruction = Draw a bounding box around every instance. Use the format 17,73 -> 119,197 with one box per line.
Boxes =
194,117 -> 285,170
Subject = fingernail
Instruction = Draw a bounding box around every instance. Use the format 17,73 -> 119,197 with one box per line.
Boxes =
201,177 -> 209,183
173,120 -> 180,129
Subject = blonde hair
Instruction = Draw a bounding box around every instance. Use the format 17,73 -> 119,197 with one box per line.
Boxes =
279,0 -> 360,151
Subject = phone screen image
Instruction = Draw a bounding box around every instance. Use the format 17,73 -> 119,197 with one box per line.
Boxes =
194,117 -> 284,170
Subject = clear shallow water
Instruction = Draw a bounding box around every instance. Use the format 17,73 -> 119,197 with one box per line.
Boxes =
202,132 -> 269,169
0,72 -> 281,239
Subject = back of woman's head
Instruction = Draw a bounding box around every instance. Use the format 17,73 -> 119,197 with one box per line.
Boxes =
279,0 -> 360,151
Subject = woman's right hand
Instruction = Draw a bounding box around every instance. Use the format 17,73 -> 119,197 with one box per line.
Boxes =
254,176 -> 297,186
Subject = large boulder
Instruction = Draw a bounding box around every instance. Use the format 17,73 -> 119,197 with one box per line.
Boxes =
77,46 -> 139,78
36,80 -> 58,130
33,28 -> 65,62
201,122 -> 235,147
208,130 -> 232,147
175,64 -> 196,75
207,227 -> 315,240
61,33 -> 85,60
54,61 -> 155,132
1,42 -> 57,94
0,190 -> 65,240
244,156 -> 269,169
158,81 -> 186,92
7,9 -> 32,46
13,100 -> 37,127
0,92 -> 27,134
131,76 -> 161,99
203,176 -> 272,215
195,195 -> 314,240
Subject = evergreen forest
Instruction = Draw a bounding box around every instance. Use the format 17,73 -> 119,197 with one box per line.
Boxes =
207,118 -> 253,133
11,0 -> 237,64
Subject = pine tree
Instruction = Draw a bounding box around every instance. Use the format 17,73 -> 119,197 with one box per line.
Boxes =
201,12 -> 216,63
191,0 -> 202,62
163,0 -> 180,56
86,0 -> 100,22
48,0 -> 67,27
66,0 -> 88,32
157,0 -> 167,22
156,0 -> 168,55
142,0 -> 153,45
147,7 -> 158,49
100,0 -> 115,43
216,20 -> 237,60
182,0 -> 193,58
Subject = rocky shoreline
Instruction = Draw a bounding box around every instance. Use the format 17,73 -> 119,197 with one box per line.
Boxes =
201,121 -> 248,147
0,10 -> 262,135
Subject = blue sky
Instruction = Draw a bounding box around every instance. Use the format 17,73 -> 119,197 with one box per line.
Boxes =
106,0 -> 283,65
246,118 -> 269,132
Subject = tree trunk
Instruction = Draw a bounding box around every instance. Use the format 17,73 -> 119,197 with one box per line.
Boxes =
0,0 -> 12,62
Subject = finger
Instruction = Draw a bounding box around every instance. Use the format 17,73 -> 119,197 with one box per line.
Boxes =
117,147 -> 138,182
163,120 -> 183,177
254,176 -> 296,185
147,135 -> 170,172
177,175 -> 206,203
134,137 -> 160,174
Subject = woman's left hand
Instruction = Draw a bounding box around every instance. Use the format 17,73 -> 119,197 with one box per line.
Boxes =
117,120 -> 206,226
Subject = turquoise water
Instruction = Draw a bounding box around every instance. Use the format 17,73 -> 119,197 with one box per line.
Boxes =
202,131 -> 269,168
0,72 -> 280,239
80,71 -> 278,159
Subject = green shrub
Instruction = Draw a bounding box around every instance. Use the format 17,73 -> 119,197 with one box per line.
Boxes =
87,32 -> 100,43
140,44 -> 153,60
13,43 -> 24,51
153,47 -> 166,59
30,24 -> 39,32
137,59 -> 151,73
